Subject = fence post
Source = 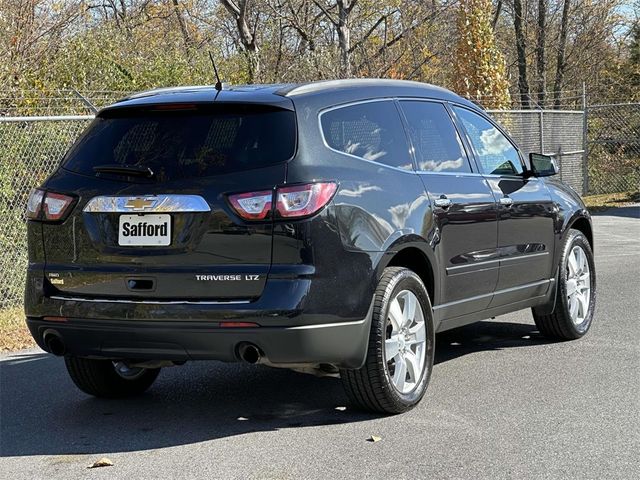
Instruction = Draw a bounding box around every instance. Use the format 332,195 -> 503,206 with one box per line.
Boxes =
539,110 -> 545,154
582,82 -> 589,195
557,146 -> 564,183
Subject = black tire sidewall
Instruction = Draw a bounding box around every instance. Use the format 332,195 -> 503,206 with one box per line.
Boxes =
377,270 -> 435,408
65,356 -> 160,398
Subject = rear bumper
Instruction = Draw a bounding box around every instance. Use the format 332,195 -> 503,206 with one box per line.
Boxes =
26,303 -> 373,369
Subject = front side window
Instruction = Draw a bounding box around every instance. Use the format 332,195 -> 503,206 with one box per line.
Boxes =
320,101 -> 412,170
399,101 -> 471,173
453,107 -> 523,176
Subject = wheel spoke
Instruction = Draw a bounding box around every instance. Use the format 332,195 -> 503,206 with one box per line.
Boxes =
392,355 -> 407,391
404,350 -> 421,384
403,292 -> 417,328
385,336 -> 401,360
567,250 -> 578,278
566,279 -> 577,297
576,248 -> 586,275
576,292 -> 589,320
569,294 -> 579,319
408,322 -> 426,344
388,299 -> 403,332
579,272 -> 590,288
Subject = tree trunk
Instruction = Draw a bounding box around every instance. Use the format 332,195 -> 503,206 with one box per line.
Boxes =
553,0 -> 571,109
513,0 -> 530,108
536,0 -> 547,107
171,0 -> 192,60
337,0 -> 352,77
220,0 -> 260,83
492,0 -> 503,31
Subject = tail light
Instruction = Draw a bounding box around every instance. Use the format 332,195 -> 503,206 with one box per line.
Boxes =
26,189 -> 45,219
26,189 -> 75,222
228,190 -> 273,220
276,182 -> 337,218
228,182 -> 337,221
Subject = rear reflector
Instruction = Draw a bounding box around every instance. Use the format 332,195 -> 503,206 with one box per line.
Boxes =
219,322 -> 259,328
43,316 -> 68,322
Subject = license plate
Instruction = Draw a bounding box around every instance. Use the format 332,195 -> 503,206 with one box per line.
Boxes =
118,214 -> 171,246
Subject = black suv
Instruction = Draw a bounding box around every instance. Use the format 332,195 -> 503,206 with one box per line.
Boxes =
25,80 -> 596,413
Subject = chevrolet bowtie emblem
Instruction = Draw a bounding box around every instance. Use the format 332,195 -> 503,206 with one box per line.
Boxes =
125,197 -> 156,211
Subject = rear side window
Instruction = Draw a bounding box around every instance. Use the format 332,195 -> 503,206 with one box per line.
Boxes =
452,106 -> 523,176
62,105 -> 296,181
320,101 -> 412,171
399,101 -> 471,173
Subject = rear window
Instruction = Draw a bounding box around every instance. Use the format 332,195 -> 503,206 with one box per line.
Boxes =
62,105 -> 296,181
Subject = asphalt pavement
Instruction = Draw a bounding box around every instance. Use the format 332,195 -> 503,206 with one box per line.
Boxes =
1,205 -> 639,480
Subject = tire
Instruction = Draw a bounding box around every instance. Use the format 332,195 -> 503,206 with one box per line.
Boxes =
533,229 -> 596,340
340,267 -> 435,414
65,356 -> 160,398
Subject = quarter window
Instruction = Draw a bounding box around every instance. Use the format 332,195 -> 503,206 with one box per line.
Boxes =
453,107 -> 524,176
399,101 -> 471,173
320,101 -> 412,170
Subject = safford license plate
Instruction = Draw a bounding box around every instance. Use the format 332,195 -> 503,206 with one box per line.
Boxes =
118,214 -> 171,246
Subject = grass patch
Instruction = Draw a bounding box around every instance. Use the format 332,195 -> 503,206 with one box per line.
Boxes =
583,191 -> 640,212
0,307 -> 35,352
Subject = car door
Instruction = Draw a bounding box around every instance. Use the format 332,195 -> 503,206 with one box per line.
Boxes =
398,100 -> 499,321
451,106 -> 556,307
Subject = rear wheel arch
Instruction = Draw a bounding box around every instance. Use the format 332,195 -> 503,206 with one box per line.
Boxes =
384,246 -> 435,303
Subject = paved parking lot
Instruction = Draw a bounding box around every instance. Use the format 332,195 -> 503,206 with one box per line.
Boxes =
1,206 -> 639,480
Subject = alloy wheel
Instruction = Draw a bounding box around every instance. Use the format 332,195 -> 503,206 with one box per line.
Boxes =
384,290 -> 427,394
566,245 -> 591,326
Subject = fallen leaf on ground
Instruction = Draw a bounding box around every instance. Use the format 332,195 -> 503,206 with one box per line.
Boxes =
367,435 -> 382,443
88,457 -> 113,468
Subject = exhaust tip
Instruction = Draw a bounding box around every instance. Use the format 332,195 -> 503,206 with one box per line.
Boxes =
43,331 -> 66,356
237,343 -> 262,364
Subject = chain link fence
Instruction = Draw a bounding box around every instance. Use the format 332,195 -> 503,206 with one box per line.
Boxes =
488,109 -> 586,195
0,98 -> 637,317
0,90 -> 127,117
586,103 -> 640,194
0,116 -> 93,309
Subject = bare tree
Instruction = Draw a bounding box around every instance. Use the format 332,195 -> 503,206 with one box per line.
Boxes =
0,0 -> 82,87
536,0 -> 547,107
220,0 -> 261,82
513,0 -> 531,107
492,0 -> 503,30
553,0 -> 571,108
314,0 -> 358,77
171,0 -> 192,59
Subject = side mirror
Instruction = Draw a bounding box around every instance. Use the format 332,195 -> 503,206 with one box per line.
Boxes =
528,153 -> 559,177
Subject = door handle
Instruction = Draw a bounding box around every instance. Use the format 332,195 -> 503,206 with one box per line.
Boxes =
499,196 -> 514,207
434,196 -> 452,209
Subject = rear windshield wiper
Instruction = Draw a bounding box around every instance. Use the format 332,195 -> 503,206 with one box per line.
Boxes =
93,164 -> 155,178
